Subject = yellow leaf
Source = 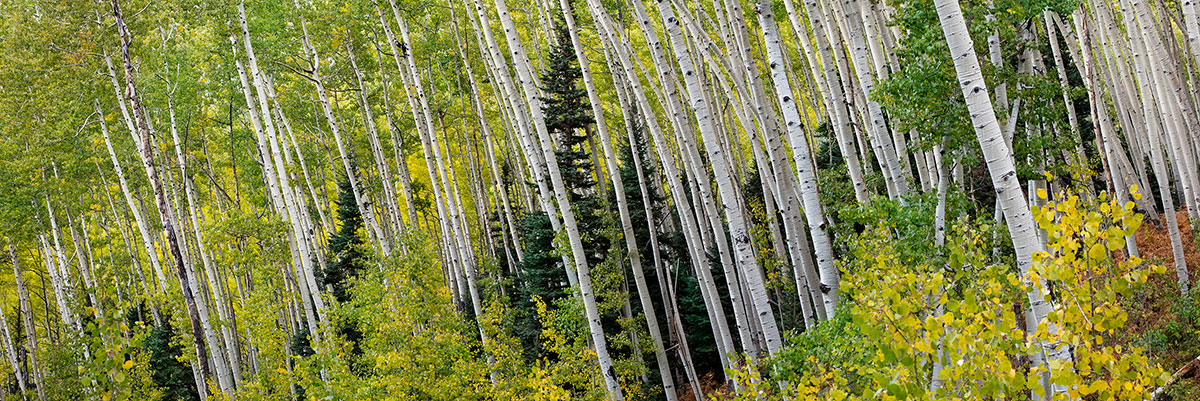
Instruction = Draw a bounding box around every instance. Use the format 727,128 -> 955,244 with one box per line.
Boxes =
1087,244 -> 1107,262
123,360 -> 133,370
1036,188 -> 1047,199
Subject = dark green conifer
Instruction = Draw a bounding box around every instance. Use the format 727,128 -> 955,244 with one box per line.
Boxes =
322,180 -> 367,304
145,318 -> 200,401
320,179 -> 368,369
511,21 -> 613,360
540,23 -> 607,264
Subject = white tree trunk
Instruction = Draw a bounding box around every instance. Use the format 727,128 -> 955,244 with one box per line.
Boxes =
658,0 -> 783,357
556,3 -> 677,398
492,0 -> 624,395
759,0 -> 843,319
10,245 -> 46,401
932,0 -> 1069,397
112,0 -> 218,394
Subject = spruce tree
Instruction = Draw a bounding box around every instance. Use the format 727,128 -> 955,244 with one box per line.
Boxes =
144,318 -> 200,401
511,22 -> 613,360
512,211 -> 565,359
539,22 -> 606,266
323,180 -> 367,304
321,179 -> 367,369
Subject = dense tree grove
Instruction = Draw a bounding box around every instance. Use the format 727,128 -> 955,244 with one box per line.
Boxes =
0,0 -> 1198,399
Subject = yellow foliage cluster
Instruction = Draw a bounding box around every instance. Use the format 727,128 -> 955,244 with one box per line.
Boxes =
728,190 -> 1168,400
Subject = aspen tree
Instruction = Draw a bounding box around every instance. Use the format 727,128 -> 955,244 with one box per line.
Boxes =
1076,11 -> 1140,257
101,60 -> 167,291
1124,0 -> 1191,293
836,0 -> 911,198
111,0 -> 216,393
622,2 -> 739,362
165,87 -> 243,388
931,0 -> 1071,397
757,0 -> 843,319
461,0 -> 572,282
290,2 -> 390,259
655,0 -> 783,357
799,0 -> 871,204
10,245 -> 46,401
0,277 -> 25,396
553,3 -> 678,396
449,15 -> 523,264
346,46 -> 405,241
588,0 -> 738,383
491,0 -> 624,395
229,36 -> 322,340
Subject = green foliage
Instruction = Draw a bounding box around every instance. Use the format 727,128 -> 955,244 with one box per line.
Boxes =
144,318 -> 200,401
512,211 -> 569,360
772,308 -> 870,389
540,22 -> 607,267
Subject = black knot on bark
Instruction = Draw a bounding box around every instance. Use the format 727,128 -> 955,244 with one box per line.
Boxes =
819,283 -> 831,294
782,95 -> 791,102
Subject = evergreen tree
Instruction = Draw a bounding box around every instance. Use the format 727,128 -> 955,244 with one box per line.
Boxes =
539,23 -> 607,267
321,179 -> 368,369
511,211 -> 566,359
510,22 -> 617,361
608,116 -> 665,264
145,319 -> 200,401
323,180 -> 368,304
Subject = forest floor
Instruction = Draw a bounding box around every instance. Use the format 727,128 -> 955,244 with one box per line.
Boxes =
1125,210 -> 1200,399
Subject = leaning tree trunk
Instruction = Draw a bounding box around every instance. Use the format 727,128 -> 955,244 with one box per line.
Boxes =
837,0 -> 910,198
166,89 -> 243,389
1,248 -> 27,396
492,0 -> 624,396
625,0 -> 739,374
229,35 -> 322,340
659,0 -> 783,357
10,245 -> 46,401
932,0 -> 1069,397
292,3 -> 389,257
1125,0 -> 1191,293
1076,11 -> 1140,258
758,0 -> 843,320
112,0 -> 215,395
556,4 -> 678,398
101,58 -> 167,291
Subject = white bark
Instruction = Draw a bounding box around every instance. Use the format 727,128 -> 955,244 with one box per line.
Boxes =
837,0 -> 911,198
932,0 -> 1069,397
101,60 -> 168,291
492,0 -> 624,395
112,0 -> 217,393
657,0 -> 783,357
10,245 -> 46,401
555,3 -> 678,398
758,0 -> 843,319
